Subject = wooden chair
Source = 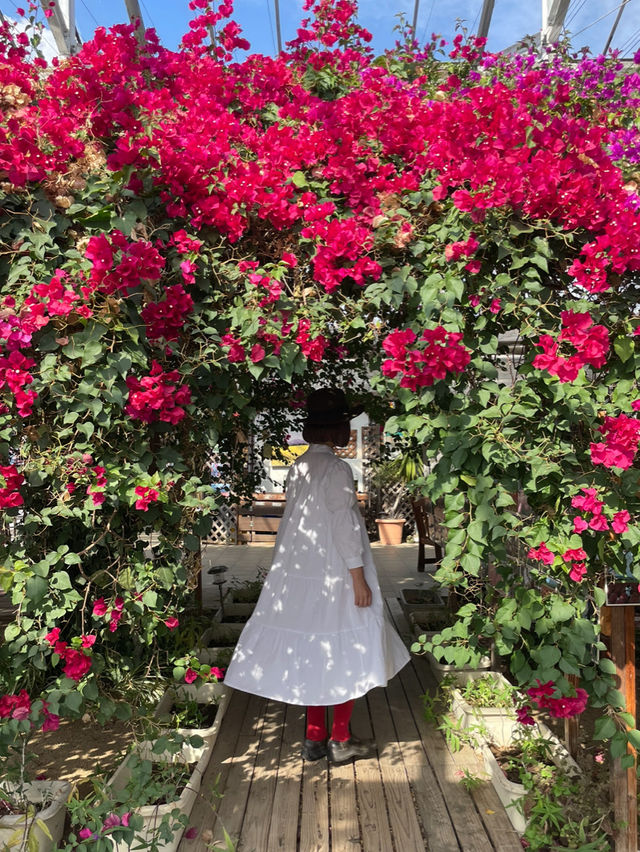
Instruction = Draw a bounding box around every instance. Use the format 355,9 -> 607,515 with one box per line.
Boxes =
411,497 -> 445,573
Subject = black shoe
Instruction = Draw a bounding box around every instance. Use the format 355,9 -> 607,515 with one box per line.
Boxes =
301,738 -> 327,761
327,736 -> 374,765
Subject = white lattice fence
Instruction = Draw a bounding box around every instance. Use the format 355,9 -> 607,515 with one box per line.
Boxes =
205,504 -> 237,544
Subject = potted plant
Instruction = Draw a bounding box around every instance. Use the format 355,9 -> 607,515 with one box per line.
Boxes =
0,692 -> 71,852
369,446 -> 423,544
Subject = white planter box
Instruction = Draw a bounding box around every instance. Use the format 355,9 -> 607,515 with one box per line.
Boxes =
108,739 -> 212,852
227,587 -> 262,605
412,624 -> 491,684
194,646 -> 234,671
200,623 -> 243,648
152,684 -> 230,762
0,781 -> 71,852
450,673 -> 516,746
481,721 -> 581,836
400,587 -> 444,612
481,742 -> 528,835
213,602 -> 255,623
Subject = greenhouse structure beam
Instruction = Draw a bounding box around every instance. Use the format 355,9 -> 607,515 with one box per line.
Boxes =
123,0 -> 145,40
541,0 -> 570,46
477,0 -> 495,40
40,0 -> 80,56
603,0 -> 630,54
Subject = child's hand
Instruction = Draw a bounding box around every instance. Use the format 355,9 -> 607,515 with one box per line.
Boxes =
349,566 -> 372,607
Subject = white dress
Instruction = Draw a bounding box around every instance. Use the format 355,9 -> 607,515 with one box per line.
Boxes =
224,444 -> 410,705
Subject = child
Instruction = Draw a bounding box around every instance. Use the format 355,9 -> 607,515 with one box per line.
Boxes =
224,388 -> 410,763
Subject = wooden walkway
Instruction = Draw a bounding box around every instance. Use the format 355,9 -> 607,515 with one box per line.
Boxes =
181,600 -> 522,852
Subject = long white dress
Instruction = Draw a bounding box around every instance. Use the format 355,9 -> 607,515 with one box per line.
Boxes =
224,443 -> 410,705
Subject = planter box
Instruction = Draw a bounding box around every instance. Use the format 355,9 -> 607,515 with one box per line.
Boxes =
213,602 -> 255,624
401,587 -> 442,607
0,780 -> 71,852
196,646 -> 234,669
108,740 -> 211,852
200,623 -> 243,649
227,586 -> 262,605
153,683 -> 230,762
409,609 -> 453,639
450,673 -> 516,746
481,721 -> 581,836
410,616 -> 491,685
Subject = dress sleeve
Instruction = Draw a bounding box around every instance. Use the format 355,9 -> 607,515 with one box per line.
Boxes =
324,461 -> 364,572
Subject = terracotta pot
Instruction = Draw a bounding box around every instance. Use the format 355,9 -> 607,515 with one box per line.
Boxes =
375,518 -> 405,545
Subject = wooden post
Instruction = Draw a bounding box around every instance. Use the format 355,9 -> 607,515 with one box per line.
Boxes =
564,674 -> 579,759
609,605 -> 637,852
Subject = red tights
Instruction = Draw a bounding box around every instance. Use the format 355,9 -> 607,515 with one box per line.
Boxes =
306,700 -> 354,742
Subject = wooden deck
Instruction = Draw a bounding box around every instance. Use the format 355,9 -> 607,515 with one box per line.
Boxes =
181,600 -> 522,852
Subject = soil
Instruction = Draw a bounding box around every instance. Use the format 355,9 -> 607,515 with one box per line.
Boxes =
25,718 -> 133,795
0,799 -> 21,816
403,589 -> 441,605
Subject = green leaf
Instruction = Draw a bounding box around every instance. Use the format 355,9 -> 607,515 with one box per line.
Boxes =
626,729 -> 640,751
460,553 -> 481,575
549,600 -> 574,622
64,691 -> 83,712
614,336 -> 634,363
25,576 -> 48,606
183,534 -> 200,552
292,171 -> 307,188
593,716 -> 616,739
536,645 -> 561,667
598,657 -> 617,674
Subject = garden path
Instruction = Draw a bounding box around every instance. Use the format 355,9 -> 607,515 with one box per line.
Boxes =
181,544 -> 522,852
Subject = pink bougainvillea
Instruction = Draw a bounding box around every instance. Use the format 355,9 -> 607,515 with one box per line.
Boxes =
125,362 -> 191,424
590,413 -> 640,469
381,327 -> 470,390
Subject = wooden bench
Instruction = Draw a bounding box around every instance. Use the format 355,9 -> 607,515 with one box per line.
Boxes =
236,492 -> 368,544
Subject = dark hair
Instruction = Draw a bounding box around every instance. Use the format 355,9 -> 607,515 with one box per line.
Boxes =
303,420 -> 351,447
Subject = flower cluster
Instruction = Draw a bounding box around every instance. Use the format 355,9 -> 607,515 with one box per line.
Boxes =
134,485 -> 159,511
0,690 -> 59,731
85,231 -> 164,296
45,628 -> 93,681
125,362 -> 191,424
93,596 -> 125,632
141,284 -> 193,342
381,327 -> 471,390
590,413 -> 640,469
0,463 -> 24,508
296,319 -> 328,362
526,679 -> 588,719
533,310 -> 609,383
572,487 -> 630,535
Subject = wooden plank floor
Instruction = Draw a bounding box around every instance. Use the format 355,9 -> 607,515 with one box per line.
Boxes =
180,600 -> 522,852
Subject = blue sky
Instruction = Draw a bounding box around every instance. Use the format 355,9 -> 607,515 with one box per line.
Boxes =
2,0 -> 640,58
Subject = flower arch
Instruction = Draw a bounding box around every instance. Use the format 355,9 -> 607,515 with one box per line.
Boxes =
1,0 -> 640,763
